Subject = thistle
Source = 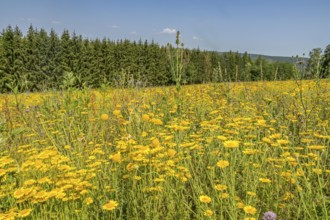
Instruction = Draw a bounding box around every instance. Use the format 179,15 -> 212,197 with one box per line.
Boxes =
262,211 -> 277,220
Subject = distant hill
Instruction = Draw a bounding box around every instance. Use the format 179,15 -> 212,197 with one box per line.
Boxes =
218,51 -> 308,63
248,54 -> 309,63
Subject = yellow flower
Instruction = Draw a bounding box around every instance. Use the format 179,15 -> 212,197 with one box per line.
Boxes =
84,197 -> 94,205
102,200 -> 118,211
167,149 -> 177,157
312,168 -> 322,174
204,209 -> 213,217
133,175 -> 142,180
142,114 -> 150,121
126,163 -> 139,171
245,218 -> 256,220
262,137 -> 272,144
152,118 -> 163,125
199,195 -> 212,203
237,202 -> 245,208
100,113 -> 109,121
220,193 -> 229,199
109,152 -> 122,163
141,131 -> 148,137
259,178 -> 271,183
24,179 -> 37,186
152,138 -> 160,147
244,205 -> 257,214
64,145 -> 71,149
13,188 -> 26,199
223,140 -> 240,148
0,168 -> 6,177
216,160 -> 229,168
113,110 -> 121,116
307,145 -> 326,150
216,135 -> 227,141
215,184 -> 227,191
242,149 -> 259,155
277,139 -> 290,145
247,191 -> 256,197
17,208 -> 33,218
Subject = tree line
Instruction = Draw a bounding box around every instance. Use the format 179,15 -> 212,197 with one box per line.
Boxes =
0,25 -> 328,93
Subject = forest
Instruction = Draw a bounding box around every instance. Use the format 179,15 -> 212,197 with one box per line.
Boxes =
0,25 -> 329,92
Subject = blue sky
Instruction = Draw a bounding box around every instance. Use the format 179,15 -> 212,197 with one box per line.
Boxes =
1,0 -> 329,56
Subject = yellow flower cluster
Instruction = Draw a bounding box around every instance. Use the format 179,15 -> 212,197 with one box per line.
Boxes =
0,80 -> 329,219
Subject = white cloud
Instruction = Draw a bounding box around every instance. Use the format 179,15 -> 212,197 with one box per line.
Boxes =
130,31 -> 137,35
160,28 -> 176,34
27,18 -> 36,22
51,20 -> 60,24
111,25 -> 119,29
192,36 -> 199,40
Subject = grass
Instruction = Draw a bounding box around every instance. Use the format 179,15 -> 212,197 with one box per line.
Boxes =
0,80 -> 329,219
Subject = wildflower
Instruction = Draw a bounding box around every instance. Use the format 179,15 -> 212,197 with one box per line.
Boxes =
282,192 -> 294,200
199,195 -> 212,203
167,149 -> 177,157
109,152 -> 122,163
64,145 -> 71,149
152,118 -> 163,125
301,138 -> 313,143
244,205 -> 257,214
262,211 -> 277,220
277,139 -> 290,145
247,191 -> 256,197
80,190 -> 89,195
214,184 -> 227,191
102,200 -> 118,211
237,202 -> 245,208
126,163 -> 139,171
142,114 -> 150,121
220,193 -> 230,199
312,168 -> 322,174
216,135 -> 227,141
216,160 -> 229,168
13,188 -> 26,199
223,140 -> 240,148
17,208 -> 33,218
113,110 -> 121,117
133,175 -> 142,180
243,149 -> 259,155
307,145 -> 326,150
152,138 -> 160,147
259,178 -> 271,183
154,177 -> 165,182
84,197 -> 93,205
269,133 -> 281,139
141,131 -> 148,137
100,114 -> 109,121
24,179 -> 37,186
204,209 -> 213,217
262,137 -> 272,144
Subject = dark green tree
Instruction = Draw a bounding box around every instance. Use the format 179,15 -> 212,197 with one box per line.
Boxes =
307,48 -> 322,78
321,45 -> 330,78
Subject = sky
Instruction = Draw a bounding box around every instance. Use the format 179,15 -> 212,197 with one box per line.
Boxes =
1,0 -> 329,57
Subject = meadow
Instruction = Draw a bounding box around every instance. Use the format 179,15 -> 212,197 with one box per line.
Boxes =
0,80 -> 329,219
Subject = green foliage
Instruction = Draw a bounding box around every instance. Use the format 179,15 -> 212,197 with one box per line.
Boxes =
307,48 -> 322,78
60,71 -> 76,89
0,25 -> 306,93
321,45 -> 330,78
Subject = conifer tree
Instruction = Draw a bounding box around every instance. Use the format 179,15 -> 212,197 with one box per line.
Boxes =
321,45 -> 330,78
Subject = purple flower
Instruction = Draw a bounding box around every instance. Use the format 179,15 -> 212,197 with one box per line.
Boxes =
262,211 -> 277,220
